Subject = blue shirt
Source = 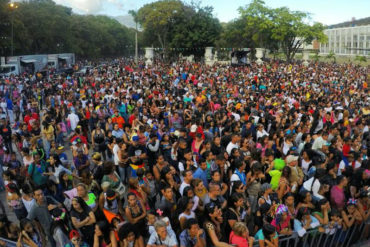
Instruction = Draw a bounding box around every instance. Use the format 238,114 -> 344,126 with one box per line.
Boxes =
294,215 -> 320,237
193,167 -> 209,188
6,98 -> 13,110
254,229 -> 278,241
112,129 -> 124,138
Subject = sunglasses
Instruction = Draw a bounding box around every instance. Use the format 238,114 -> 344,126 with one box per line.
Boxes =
72,238 -> 80,242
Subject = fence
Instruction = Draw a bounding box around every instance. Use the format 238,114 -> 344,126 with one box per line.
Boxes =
0,237 -> 27,247
252,222 -> 369,247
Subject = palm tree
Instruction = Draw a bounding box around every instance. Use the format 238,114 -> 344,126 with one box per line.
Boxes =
326,51 -> 336,63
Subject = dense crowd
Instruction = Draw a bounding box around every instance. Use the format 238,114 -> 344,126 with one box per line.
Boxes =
0,58 -> 369,247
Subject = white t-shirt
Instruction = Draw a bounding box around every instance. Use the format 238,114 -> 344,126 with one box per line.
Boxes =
113,144 -> 120,166
67,113 -> 79,131
226,142 -> 239,155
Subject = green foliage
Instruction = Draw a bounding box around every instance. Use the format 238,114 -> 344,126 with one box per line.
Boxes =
355,55 -> 367,62
0,0 -> 135,58
218,0 -> 327,62
136,0 -> 221,56
326,51 -> 336,63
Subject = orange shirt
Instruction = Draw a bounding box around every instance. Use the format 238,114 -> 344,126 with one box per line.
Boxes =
112,115 -> 125,129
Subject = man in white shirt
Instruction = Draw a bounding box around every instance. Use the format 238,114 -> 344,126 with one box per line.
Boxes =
147,220 -> 178,247
67,110 -> 79,131
226,134 -> 240,155
312,131 -> 328,151
179,170 -> 193,196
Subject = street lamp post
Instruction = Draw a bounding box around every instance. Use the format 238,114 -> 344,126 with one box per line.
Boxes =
9,2 -> 18,56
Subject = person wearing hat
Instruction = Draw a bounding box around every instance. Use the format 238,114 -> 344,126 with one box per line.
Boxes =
286,155 -> 304,192
64,230 -> 89,247
99,189 -> 124,218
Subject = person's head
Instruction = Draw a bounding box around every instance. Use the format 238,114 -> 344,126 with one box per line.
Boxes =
127,192 -> 138,207
118,223 -> 137,243
186,218 -> 200,237
286,155 -> 298,166
162,185 -> 173,200
92,152 -> 102,163
157,155 -> 165,165
275,204 -> 289,224
182,169 -> 193,183
128,177 -> 139,189
233,222 -> 249,238
71,197 -> 88,211
208,182 -> 221,196
283,192 -> 295,206
262,224 -> 276,241
103,161 -> 115,175
233,180 -> 246,194
261,183 -> 272,195
95,220 -> 110,240
329,208 -> 341,222
69,230 -> 82,246
230,192 -> 244,209
337,175 -> 348,187
205,202 -> 222,220
154,220 -> 168,240
299,191 -> 312,204
296,207 -> 311,222
20,219 -> 35,234
346,198 -> 358,214
282,166 -> 291,178
33,188 -> 45,204
76,183 -> 88,197
178,196 -> 194,212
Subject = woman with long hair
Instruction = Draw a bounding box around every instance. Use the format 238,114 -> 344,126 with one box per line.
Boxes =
70,197 -> 96,246
93,220 -> 118,247
6,183 -> 28,220
17,218 -> 43,247
203,202 -> 232,247
177,196 -> 196,231
50,207 -> 70,247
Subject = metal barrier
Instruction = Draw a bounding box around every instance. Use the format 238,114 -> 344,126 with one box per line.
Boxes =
252,223 -> 369,247
0,237 -> 19,247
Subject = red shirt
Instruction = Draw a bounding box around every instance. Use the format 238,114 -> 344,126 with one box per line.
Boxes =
229,231 -> 249,247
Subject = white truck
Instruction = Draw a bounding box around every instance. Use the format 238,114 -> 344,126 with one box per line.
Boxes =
0,53 -> 75,77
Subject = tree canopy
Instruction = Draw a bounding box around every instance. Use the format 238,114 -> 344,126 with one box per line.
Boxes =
0,0 -> 135,58
218,0 -> 327,61
0,0 -> 326,62
136,0 -> 221,56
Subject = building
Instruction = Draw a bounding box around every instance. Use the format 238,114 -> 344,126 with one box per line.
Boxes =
320,17 -> 370,56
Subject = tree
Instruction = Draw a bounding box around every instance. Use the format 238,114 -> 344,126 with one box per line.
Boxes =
0,0 -> 134,58
137,0 -> 184,50
237,0 -> 275,50
271,7 -> 327,62
136,0 -> 221,58
326,51 -> 336,63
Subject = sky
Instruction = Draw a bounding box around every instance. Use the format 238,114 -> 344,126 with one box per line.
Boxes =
53,0 -> 370,25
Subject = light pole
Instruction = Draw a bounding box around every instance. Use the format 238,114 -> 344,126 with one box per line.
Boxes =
9,2 -> 18,56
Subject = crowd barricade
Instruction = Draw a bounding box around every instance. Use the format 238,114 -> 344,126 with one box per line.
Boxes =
252,222 -> 369,247
0,237 -> 29,247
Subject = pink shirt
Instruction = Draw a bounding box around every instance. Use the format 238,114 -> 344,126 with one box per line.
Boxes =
229,231 -> 248,247
330,185 -> 345,210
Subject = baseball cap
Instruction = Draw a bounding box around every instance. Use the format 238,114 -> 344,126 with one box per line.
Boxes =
286,155 -> 298,164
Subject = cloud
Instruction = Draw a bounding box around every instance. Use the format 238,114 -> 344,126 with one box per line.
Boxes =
54,0 -> 125,14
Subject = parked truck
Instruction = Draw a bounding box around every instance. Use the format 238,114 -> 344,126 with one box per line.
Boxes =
0,53 -> 75,77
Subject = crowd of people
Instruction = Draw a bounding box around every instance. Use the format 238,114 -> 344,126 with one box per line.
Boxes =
0,58 -> 369,247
